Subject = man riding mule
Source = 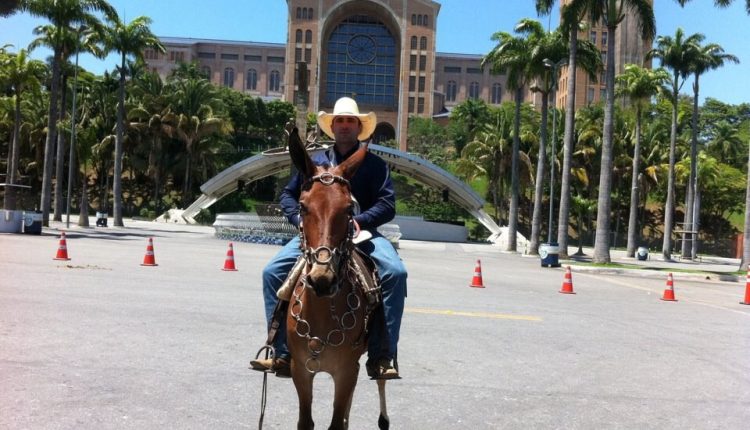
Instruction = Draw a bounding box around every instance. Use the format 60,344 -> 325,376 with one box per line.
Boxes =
250,97 -> 407,381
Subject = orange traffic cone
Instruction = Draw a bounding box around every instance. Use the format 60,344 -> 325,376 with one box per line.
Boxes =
661,273 -> 677,301
559,266 -> 576,294
53,231 -> 71,261
141,237 -> 158,266
469,259 -> 485,288
222,242 -> 238,271
740,266 -> 750,305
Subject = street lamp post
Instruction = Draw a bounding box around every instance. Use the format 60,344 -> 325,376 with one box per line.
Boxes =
66,25 -> 86,228
543,58 -> 567,244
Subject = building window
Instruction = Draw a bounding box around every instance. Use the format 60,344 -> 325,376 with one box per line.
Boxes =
244,54 -> 261,62
221,53 -> 238,60
295,47 -> 302,62
601,52 -> 607,64
324,14 -> 397,107
305,30 -> 312,43
446,80 -> 457,102
296,7 -> 301,19
410,55 -> 417,71
269,70 -> 281,92
411,36 -> 417,50
201,66 -> 211,79
408,96 -> 415,112
469,81 -> 480,99
267,56 -> 285,63
197,51 -> 215,59
246,69 -> 257,90
411,14 -> 416,25
144,49 -> 159,60
444,66 -> 461,73
302,8 -> 308,19
600,87 -> 607,100
602,31 -> 608,47
417,97 -> 425,113
296,29 -> 303,43
467,67 -> 482,74
590,31 -> 596,44
420,36 -> 427,50
223,67 -> 234,88
491,83 -> 502,104
423,15 -> 430,27
409,76 -> 416,92
419,55 -> 426,71
587,87 -> 595,103
307,8 -> 314,19
169,51 -> 184,62
305,48 -> 311,63
418,76 -> 425,92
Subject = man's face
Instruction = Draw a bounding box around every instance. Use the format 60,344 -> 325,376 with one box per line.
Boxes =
331,116 -> 361,144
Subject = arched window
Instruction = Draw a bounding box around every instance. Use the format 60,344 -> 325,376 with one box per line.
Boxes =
307,8 -> 313,19
246,69 -> 257,90
410,36 -> 418,50
296,7 -> 301,19
420,36 -> 427,50
469,81 -> 480,99
491,83 -> 502,104
446,80 -> 457,102
305,30 -> 312,43
269,70 -> 280,92
201,66 -> 211,79
417,15 -> 423,26
302,8 -> 307,19
423,15 -> 430,27
296,29 -> 303,43
223,67 -> 234,88
411,14 -> 416,25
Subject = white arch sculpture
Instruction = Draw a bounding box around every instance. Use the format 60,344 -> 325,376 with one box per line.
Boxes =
181,144 -> 503,243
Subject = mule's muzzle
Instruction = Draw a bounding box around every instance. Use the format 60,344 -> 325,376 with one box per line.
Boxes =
306,264 -> 338,297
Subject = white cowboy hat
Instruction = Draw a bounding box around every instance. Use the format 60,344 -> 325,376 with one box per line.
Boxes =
317,97 -> 377,141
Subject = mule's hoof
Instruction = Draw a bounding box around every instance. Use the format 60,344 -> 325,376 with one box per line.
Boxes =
378,413 -> 390,430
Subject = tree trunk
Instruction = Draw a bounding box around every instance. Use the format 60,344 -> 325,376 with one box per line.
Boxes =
507,87 -> 523,252
78,170 -> 89,227
557,28 -> 579,259
529,91 -> 549,255
593,26 -> 617,264
183,150 -> 192,204
742,138 -> 750,269
113,57 -> 126,227
682,75 -> 701,258
3,91 -> 22,210
40,50 -> 62,226
53,73 -> 68,221
691,186 -> 700,258
626,109 -> 643,258
662,74 -> 679,260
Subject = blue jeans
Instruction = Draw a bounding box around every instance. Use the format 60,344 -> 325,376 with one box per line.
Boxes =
262,234 -> 407,361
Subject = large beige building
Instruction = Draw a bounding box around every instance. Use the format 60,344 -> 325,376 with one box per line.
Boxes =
143,0 -> 651,150
143,0 -> 512,151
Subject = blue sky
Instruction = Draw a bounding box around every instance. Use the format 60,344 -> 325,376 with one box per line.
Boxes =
1,0 -> 748,105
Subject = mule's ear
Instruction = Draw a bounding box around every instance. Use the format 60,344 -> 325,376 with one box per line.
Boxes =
288,126 -> 315,178
337,143 -> 368,180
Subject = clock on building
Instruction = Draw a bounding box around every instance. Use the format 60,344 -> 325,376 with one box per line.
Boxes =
347,34 -> 377,64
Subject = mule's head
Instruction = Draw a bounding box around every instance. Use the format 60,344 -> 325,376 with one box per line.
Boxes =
289,127 -> 367,297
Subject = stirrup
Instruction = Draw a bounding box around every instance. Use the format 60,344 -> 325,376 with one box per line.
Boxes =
250,345 -> 276,374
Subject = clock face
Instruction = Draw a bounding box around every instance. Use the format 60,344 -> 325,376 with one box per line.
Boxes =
347,34 -> 377,64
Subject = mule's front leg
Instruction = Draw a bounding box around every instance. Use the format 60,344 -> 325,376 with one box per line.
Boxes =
292,361 -> 315,430
329,363 -> 359,430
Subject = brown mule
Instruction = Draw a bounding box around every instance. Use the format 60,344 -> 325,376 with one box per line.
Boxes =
286,127 -> 390,430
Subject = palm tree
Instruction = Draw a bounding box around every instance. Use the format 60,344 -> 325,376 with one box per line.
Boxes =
647,28 -> 703,260
676,0 -> 750,13
536,0 -> 590,259
682,41 -> 738,259
482,20 -> 537,252
21,0 -> 116,226
1,49 -> 46,210
163,76 -> 229,203
524,22 -> 602,255
101,15 -> 164,226
615,64 -> 670,257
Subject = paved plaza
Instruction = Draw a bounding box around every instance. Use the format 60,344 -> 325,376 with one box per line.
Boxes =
1,219 -> 749,429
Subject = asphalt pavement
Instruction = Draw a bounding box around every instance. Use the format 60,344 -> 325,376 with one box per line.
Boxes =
1,217 -> 749,429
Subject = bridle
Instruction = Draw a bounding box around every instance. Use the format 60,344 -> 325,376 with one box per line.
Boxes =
298,171 -> 360,287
